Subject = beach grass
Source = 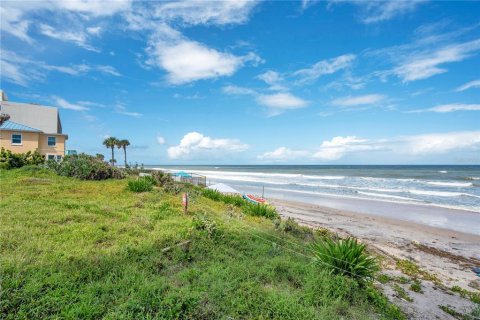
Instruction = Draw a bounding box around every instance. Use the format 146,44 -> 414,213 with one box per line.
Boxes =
1,167 -> 403,319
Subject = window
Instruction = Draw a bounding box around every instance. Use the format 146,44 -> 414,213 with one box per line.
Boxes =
56,155 -> 62,161
48,155 -> 55,161
11,134 -> 22,145
48,136 -> 56,146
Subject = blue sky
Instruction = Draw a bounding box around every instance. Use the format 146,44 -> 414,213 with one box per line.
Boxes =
1,0 -> 479,165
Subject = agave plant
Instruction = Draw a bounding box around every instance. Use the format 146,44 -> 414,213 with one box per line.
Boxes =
312,237 -> 378,281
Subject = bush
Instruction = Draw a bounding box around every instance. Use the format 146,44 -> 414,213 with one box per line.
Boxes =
128,177 -> 154,192
46,153 -> 126,180
0,148 -> 45,169
192,215 -> 222,240
312,237 -> 378,281
152,170 -> 174,187
275,217 -> 313,239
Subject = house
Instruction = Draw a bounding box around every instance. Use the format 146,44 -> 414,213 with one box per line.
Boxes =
0,90 -> 68,161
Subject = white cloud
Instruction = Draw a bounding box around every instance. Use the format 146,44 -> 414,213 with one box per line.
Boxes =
258,147 -> 308,161
0,49 -> 120,86
96,65 -> 121,76
58,0 -> 131,16
0,1 -> 130,43
256,93 -> 308,113
359,1 -> 426,24
293,54 -> 356,83
399,131 -> 480,155
223,85 -> 308,116
157,136 -> 166,145
147,35 -> 262,84
410,103 -> 480,113
222,85 -> 257,96
39,24 -> 99,51
394,39 -> 480,82
331,94 -> 385,107
86,26 -> 102,36
168,132 -> 249,160
52,96 -> 89,111
154,0 -> 258,25
257,70 -> 287,91
313,136 -> 380,160
115,103 -> 142,118
313,131 -> 480,161
456,79 -> 480,92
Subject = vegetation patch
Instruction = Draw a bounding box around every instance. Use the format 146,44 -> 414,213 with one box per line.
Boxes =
275,217 -> 314,239
439,305 -> 472,320
409,279 -> 423,293
127,177 -> 154,192
451,286 -> 480,304
396,259 -> 440,284
0,168 -> 403,319
0,148 -> 44,169
47,153 -> 126,180
393,284 -> 414,302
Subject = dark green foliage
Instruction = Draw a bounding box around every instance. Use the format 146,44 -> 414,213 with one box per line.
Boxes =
46,153 -> 126,180
451,285 -> 480,303
0,148 -> 45,169
192,215 -> 222,240
393,284 -> 413,302
201,188 -> 244,206
312,237 -> 378,281
128,177 -> 154,192
151,170 -> 174,187
365,284 -> 406,319
410,279 -> 423,293
377,274 -> 392,284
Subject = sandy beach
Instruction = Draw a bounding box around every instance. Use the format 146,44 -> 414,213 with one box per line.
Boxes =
271,198 -> 480,319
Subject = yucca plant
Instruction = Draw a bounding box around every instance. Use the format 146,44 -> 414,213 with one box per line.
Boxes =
312,237 -> 378,281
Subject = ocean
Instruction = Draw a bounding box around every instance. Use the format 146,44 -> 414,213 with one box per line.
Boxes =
147,165 -> 480,213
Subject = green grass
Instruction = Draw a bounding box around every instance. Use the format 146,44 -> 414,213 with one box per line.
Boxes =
1,168 -> 401,319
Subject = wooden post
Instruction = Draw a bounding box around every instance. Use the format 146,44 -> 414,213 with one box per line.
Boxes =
182,193 -> 188,214
262,185 -> 265,198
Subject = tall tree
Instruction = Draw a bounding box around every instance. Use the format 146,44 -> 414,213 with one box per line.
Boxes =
102,137 -> 118,166
117,139 -> 130,168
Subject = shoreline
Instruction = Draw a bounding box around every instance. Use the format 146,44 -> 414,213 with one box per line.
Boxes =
271,198 -> 480,319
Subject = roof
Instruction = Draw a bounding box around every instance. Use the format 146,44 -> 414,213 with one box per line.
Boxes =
207,183 -> 241,194
0,120 -> 42,132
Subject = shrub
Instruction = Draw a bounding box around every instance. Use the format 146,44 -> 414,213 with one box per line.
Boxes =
128,177 -> 154,192
192,215 -> 222,240
152,170 -> 174,187
0,148 -> 45,169
243,202 -> 279,219
275,217 -> 313,239
312,237 -> 378,281
46,153 -> 126,180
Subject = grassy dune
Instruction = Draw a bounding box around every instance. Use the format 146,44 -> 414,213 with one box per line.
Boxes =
1,167 -> 400,319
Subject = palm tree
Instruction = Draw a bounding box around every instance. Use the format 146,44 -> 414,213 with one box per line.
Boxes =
116,139 -> 130,168
103,137 -> 118,166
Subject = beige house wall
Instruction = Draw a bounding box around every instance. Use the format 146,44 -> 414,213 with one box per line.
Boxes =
0,130 -> 40,153
0,130 -> 66,156
38,134 -> 66,156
